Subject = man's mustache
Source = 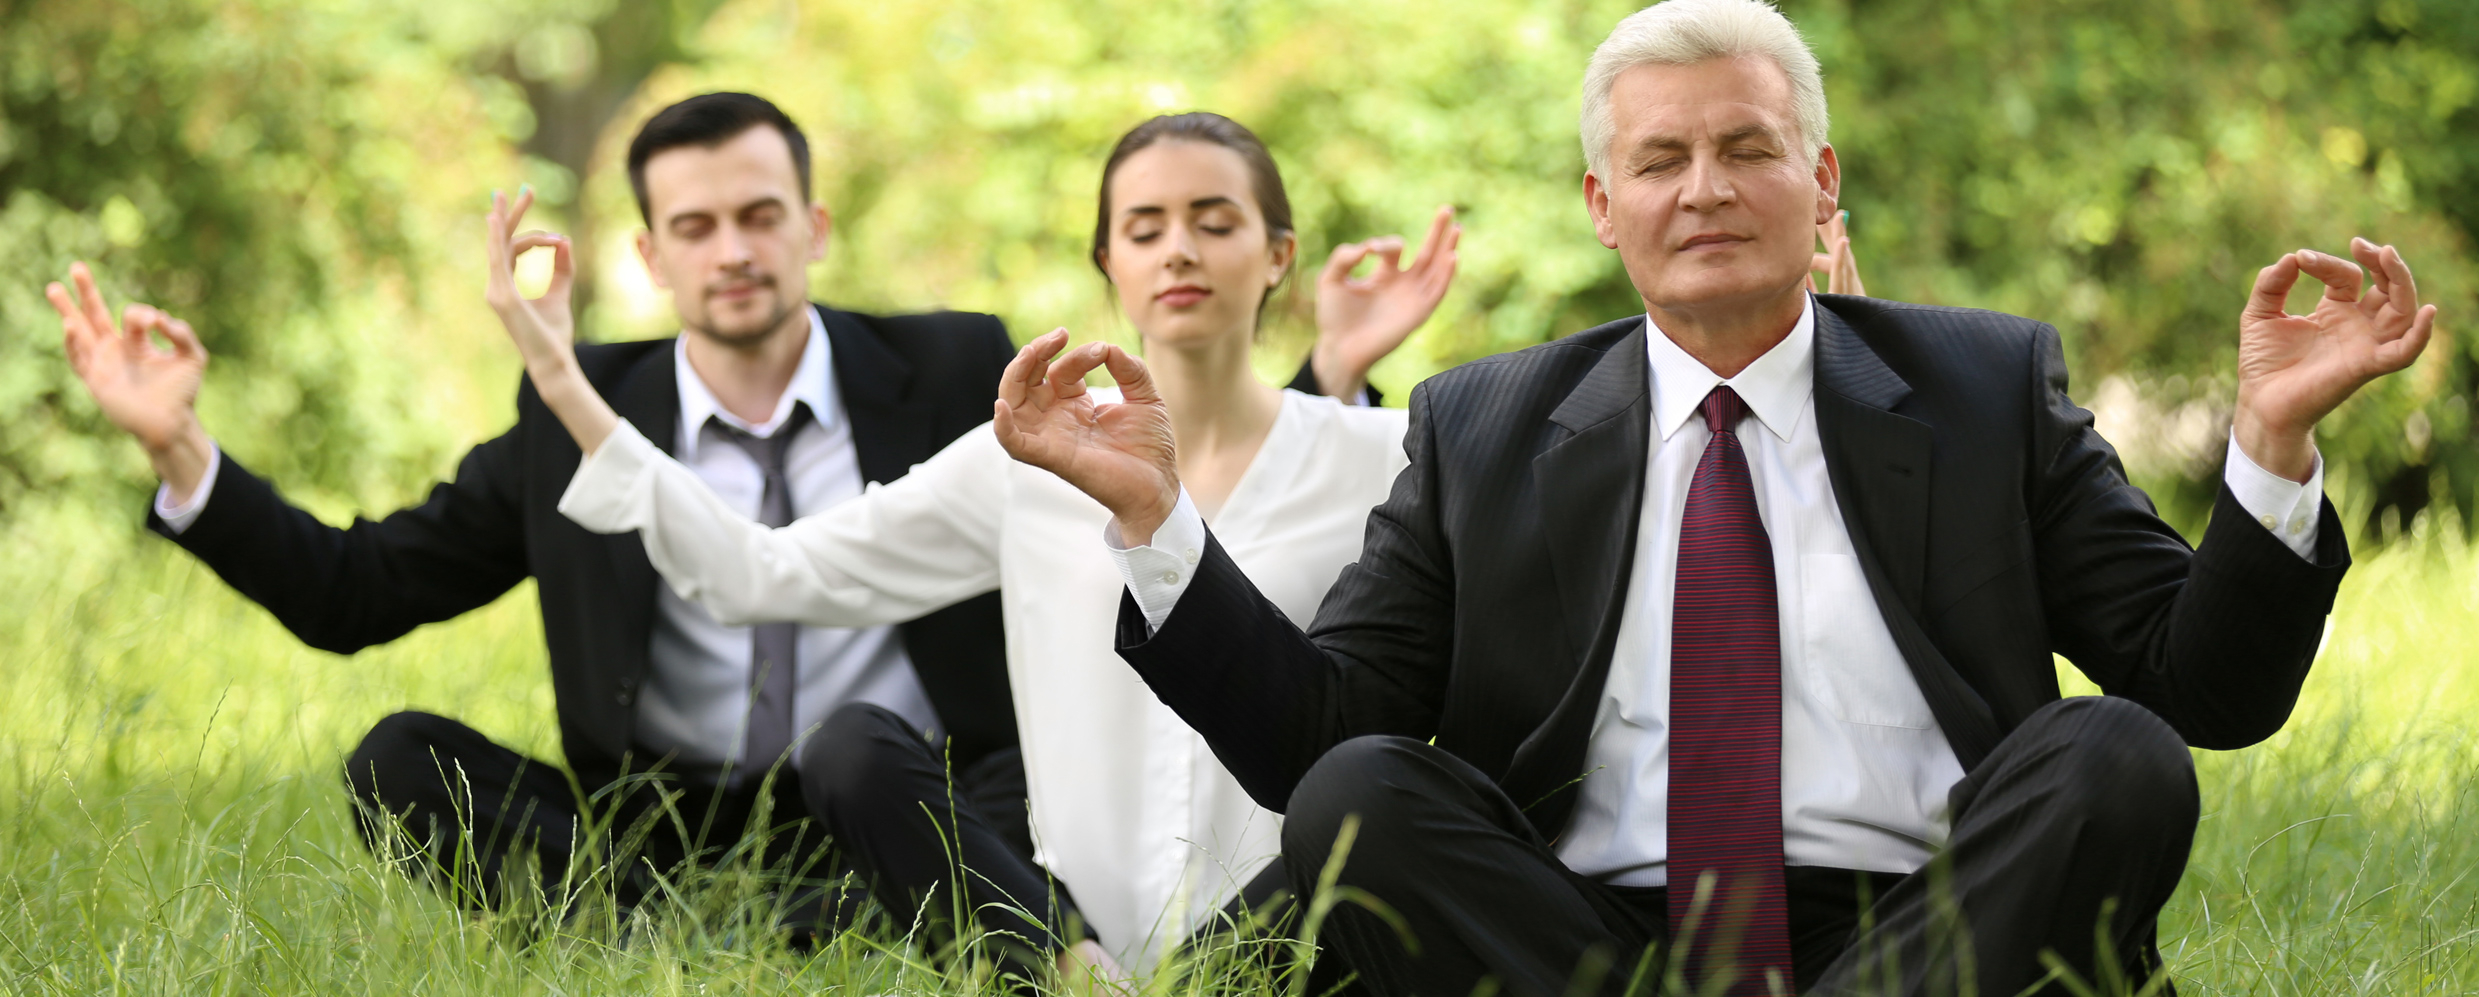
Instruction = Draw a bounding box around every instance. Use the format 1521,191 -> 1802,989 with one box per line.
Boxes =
703,274 -> 777,299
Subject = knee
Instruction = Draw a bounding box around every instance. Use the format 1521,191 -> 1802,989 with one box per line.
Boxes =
344,711 -> 461,800
2025,697 -> 2199,837
799,703 -> 925,818
1281,735 -> 1454,883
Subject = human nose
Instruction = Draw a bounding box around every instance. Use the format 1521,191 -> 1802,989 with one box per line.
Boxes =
1678,151 -> 1737,213
1163,222 -> 1201,270
716,221 -> 756,269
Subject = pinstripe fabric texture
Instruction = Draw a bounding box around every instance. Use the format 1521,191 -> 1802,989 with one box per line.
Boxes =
1667,387 -> 1790,993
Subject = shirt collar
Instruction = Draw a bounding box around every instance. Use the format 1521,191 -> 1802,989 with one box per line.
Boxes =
675,306 -> 835,461
1644,292 -> 1815,443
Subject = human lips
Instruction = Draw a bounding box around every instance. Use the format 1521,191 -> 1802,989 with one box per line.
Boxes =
1156,284 -> 1211,308
709,278 -> 772,302
1677,232 -> 1752,252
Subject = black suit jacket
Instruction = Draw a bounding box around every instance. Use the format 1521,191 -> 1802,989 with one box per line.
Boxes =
1120,295 -> 2352,837
153,304 -> 1019,785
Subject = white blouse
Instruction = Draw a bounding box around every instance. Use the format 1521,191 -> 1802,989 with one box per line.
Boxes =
557,388 -> 1409,969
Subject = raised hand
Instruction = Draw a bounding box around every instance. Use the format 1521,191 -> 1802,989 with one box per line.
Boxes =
2235,238 -> 2438,482
481,186 -> 619,452
1310,205 -> 1461,400
483,187 -> 579,373
991,330 -> 1182,542
1807,209 -> 1866,296
46,262 -> 216,498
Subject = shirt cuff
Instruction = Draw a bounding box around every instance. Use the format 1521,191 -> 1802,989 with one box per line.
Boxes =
153,441 -> 224,534
556,418 -> 660,534
2223,430 -> 2323,561
1104,488 -> 1206,635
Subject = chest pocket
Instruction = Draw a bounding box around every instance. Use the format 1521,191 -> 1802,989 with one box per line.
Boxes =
1798,552 -> 1938,729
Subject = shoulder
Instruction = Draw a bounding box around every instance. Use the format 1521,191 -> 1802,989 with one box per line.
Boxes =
834,304 -> 1009,350
1407,315 -> 1643,424
574,338 -> 674,389
1818,294 -> 2053,374
1284,389 -> 1410,452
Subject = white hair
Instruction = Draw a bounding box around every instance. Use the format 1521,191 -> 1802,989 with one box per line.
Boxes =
1579,0 -> 1829,181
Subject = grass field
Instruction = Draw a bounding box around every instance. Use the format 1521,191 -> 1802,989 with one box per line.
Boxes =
2,490 -> 2475,996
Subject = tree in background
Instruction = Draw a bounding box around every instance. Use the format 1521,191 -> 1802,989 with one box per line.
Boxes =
4,0 -> 2473,540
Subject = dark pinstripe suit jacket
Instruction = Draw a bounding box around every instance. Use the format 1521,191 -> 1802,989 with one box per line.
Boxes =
1117,294 -> 2352,837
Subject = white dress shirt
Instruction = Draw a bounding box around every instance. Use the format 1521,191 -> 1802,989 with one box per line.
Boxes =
555,388 -> 1410,969
1117,295 -> 2325,887
158,309 -> 939,772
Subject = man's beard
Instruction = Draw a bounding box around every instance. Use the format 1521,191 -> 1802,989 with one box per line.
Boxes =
689,291 -> 803,349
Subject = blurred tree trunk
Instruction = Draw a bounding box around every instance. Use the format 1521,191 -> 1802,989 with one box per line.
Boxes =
504,0 -> 727,333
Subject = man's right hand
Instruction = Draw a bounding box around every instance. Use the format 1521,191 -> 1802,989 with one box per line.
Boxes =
47,262 -> 216,502
991,329 -> 1182,544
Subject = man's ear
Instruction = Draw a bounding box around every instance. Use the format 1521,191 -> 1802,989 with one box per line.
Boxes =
1584,171 -> 1620,250
635,230 -> 668,290
1812,144 -> 1842,225
807,202 -> 833,264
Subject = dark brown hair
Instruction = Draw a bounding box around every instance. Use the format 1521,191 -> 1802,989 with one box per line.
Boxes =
1091,113 -> 1296,311
626,92 -> 812,226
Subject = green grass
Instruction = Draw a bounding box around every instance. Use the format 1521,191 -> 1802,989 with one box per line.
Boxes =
2,496 -> 2476,995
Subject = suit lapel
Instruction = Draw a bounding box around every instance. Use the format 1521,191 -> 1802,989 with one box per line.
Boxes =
1811,304 -> 2002,767
1503,320 -> 1652,833
817,304 -> 931,485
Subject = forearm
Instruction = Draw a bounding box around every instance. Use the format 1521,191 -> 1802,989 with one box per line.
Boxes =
145,418 -> 217,505
559,421 -> 998,627
524,352 -> 620,456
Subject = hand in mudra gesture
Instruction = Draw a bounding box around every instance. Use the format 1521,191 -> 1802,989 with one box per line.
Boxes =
1310,205 -> 1461,399
48,262 -> 207,456
2234,238 -> 2438,482
992,330 -> 1182,543
482,187 -> 578,375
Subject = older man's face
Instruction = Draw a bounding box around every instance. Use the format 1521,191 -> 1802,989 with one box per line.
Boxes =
1587,55 -> 1837,323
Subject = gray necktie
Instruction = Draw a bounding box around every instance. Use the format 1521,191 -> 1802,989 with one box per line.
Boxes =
711,403 -> 813,784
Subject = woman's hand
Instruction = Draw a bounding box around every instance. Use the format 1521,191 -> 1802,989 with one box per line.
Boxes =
483,187 -> 618,453
991,330 -> 1182,544
1807,209 -> 1866,296
1310,205 -> 1461,401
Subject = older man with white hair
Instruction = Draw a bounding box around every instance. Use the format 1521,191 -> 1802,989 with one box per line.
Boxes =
989,0 -> 2436,993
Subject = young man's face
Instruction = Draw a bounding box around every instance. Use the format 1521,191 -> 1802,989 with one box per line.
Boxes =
635,126 -> 831,346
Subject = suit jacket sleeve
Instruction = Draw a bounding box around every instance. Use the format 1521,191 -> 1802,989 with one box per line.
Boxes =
1118,380 -> 1452,811
149,412 -> 532,655
2024,325 -> 2350,748
1284,354 -> 1384,406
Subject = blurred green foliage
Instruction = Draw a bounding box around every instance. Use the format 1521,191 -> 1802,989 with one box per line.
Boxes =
3,0 -> 2474,534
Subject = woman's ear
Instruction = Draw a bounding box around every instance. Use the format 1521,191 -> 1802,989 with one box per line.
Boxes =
1268,230 -> 1299,287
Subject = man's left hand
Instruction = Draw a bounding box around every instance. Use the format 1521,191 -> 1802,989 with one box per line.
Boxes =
2234,238 -> 2438,482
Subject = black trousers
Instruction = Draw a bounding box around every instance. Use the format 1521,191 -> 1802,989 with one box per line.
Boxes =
1282,696 -> 2199,997
810,702 -> 1356,987
342,708 -> 1028,941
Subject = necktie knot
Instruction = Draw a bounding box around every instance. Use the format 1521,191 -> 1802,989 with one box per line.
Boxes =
1699,385 -> 1749,436
712,401 -> 814,478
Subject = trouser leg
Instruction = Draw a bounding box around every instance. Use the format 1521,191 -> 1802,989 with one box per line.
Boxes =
799,703 -> 1074,970
343,710 -> 584,909
1813,696 -> 2199,996
1282,735 -> 1664,997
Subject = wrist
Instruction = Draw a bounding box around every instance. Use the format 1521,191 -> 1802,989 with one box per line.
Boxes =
1309,343 -> 1369,401
1113,488 -> 1179,548
147,418 -> 215,502
2232,406 -> 2316,484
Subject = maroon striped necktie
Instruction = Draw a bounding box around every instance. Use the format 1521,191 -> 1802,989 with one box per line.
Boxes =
1667,385 -> 1791,995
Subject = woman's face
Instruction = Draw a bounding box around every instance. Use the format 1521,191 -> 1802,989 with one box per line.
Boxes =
1099,140 -> 1295,349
